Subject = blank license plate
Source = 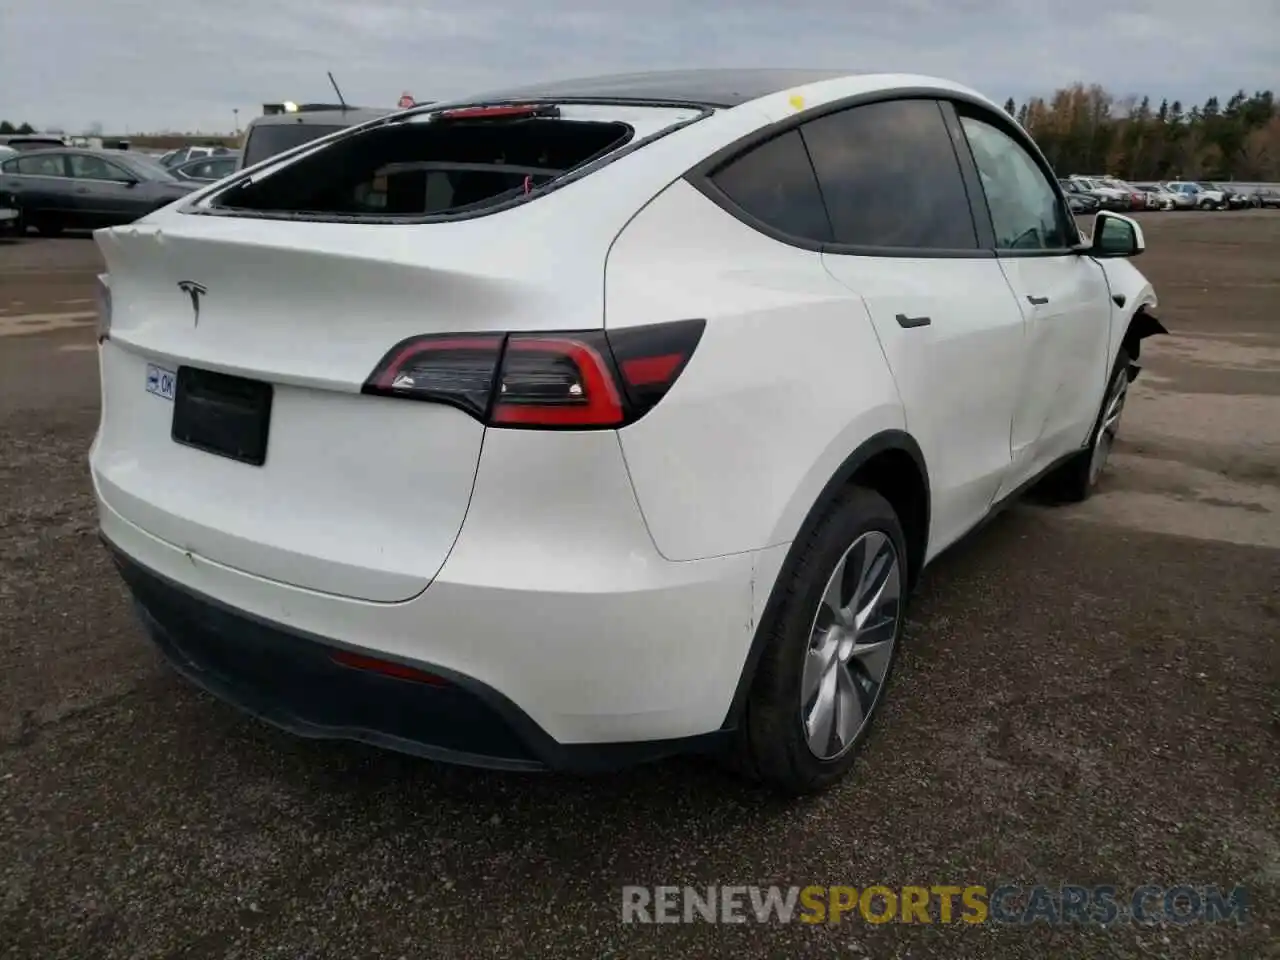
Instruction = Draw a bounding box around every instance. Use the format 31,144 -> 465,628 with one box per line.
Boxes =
170,367 -> 273,466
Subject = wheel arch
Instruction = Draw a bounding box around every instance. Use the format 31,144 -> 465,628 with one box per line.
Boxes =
1121,301 -> 1167,373
722,429 -> 930,729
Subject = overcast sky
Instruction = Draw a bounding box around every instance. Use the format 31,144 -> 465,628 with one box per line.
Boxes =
2,0 -> 1276,134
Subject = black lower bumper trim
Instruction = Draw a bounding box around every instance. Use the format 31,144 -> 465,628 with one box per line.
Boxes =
104,537 -> 728,773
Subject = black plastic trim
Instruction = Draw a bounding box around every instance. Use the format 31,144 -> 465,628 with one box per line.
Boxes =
937,100 -> 997,250
189,102 -> 713,225
104,536 -> 727,772
719,430 -> 930,729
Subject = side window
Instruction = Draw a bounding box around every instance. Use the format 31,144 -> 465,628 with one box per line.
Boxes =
69,155 -> 131,181
708,129 -> 833,243
800,99 -> 977,250
960,114 -> 1071,251
16,154 -> 67,176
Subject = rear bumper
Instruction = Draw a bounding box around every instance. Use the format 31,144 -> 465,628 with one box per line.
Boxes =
93,416 -> 777,754
109,540 -> 731,772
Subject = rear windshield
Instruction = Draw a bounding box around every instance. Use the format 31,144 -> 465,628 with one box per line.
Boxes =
241,123 -> 347,168
216,113 -> 633,219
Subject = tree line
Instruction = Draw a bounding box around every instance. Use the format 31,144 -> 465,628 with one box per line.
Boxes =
0,122 -> 37,135
1002,85 -> 1279,182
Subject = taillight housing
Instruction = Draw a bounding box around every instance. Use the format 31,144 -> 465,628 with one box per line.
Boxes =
361,319 -> 704,430
94,273 -> 112,343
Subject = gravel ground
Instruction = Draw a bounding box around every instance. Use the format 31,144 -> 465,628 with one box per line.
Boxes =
0,215 -> 1277,959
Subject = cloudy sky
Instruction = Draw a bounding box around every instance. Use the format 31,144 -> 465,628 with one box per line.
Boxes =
2,0 -> 1276,134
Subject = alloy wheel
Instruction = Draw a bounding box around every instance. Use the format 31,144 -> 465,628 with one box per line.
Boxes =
800,531 -> 902,761
1089,367 -> 1129,485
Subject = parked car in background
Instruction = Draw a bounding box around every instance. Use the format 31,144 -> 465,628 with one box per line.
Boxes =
1163,181 -> 1227,209
1136,184 -> 1176,210
1059,179 -> 1102,213
0,134 -> 69,152
91,69 -> 1164,793
1215,184 -> 1251,209
1101,178 -> 1147,210
0,148 -> 198,234
170,153 -> 240,183
0,145 -> 16,162
237,105 -> 392,170
0,189 -> 19,235
1249,187 -> 1280,208
158,145 -> 234,168
1068,176 -> 1130,210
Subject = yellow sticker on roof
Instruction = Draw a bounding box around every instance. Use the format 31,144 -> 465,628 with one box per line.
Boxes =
789,93 -> 805,111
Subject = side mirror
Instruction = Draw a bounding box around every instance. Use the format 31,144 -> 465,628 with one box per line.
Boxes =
1089,211 -> 1144,258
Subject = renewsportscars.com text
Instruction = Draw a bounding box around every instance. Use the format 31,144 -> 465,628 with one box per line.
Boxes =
621,884 -> 1248,926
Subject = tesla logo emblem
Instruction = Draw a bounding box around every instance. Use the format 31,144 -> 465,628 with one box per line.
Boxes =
177,280 -> 207,326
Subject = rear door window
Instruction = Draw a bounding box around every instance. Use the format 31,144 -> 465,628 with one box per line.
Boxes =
69,154 -> 134,182
800,99 -> 978,250
707,129 -> 833,242
14,154 -> 68,177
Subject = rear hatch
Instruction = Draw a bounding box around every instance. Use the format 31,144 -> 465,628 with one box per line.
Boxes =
92,102 -> 703,602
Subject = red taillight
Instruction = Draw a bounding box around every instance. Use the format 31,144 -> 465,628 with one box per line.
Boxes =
362,333 -> 504,419
361,319 -> 705,429
606,319 -> 705,418
492,334 -> 625,428
331,650 -> 449,686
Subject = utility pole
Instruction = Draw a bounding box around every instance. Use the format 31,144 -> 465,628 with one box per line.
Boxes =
233,108 -> 240,135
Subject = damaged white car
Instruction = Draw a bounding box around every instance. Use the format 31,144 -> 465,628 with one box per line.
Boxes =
90,70 -> 1164,793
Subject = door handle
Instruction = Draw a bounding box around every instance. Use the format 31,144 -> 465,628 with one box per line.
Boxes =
895,313 -> 932,329
1026,295 -> 1050,306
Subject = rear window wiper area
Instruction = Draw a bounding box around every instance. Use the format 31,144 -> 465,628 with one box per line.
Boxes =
211,110 -> 634,221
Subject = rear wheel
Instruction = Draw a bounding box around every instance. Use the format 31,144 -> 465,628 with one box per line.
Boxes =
729,487 -> 907,794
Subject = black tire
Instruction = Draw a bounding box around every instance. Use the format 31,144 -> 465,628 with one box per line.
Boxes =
33,215 -> 63,237
1042,347 -> 1132,503
728,486 -> 908,795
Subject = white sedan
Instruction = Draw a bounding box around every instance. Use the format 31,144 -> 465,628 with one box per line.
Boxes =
90,69 -> 1165,793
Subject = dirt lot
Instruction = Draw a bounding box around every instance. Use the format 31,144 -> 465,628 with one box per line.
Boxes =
0,215 -> 1277,960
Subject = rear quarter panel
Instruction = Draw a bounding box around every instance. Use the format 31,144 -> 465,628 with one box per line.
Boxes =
605,179 -> 903,562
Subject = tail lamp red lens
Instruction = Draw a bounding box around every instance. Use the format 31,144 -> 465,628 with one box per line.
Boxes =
331,650 -> 449,686
361,319 -> 704,429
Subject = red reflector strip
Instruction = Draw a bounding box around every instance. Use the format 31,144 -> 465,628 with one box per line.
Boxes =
331,650 -> 449,686
620,353 -> 684,387
436,104 -> 551,120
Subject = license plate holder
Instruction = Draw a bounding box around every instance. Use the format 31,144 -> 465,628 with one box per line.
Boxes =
171,367 -> 273,466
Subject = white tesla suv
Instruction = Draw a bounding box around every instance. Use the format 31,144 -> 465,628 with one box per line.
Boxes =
90,70 -> 1165,793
